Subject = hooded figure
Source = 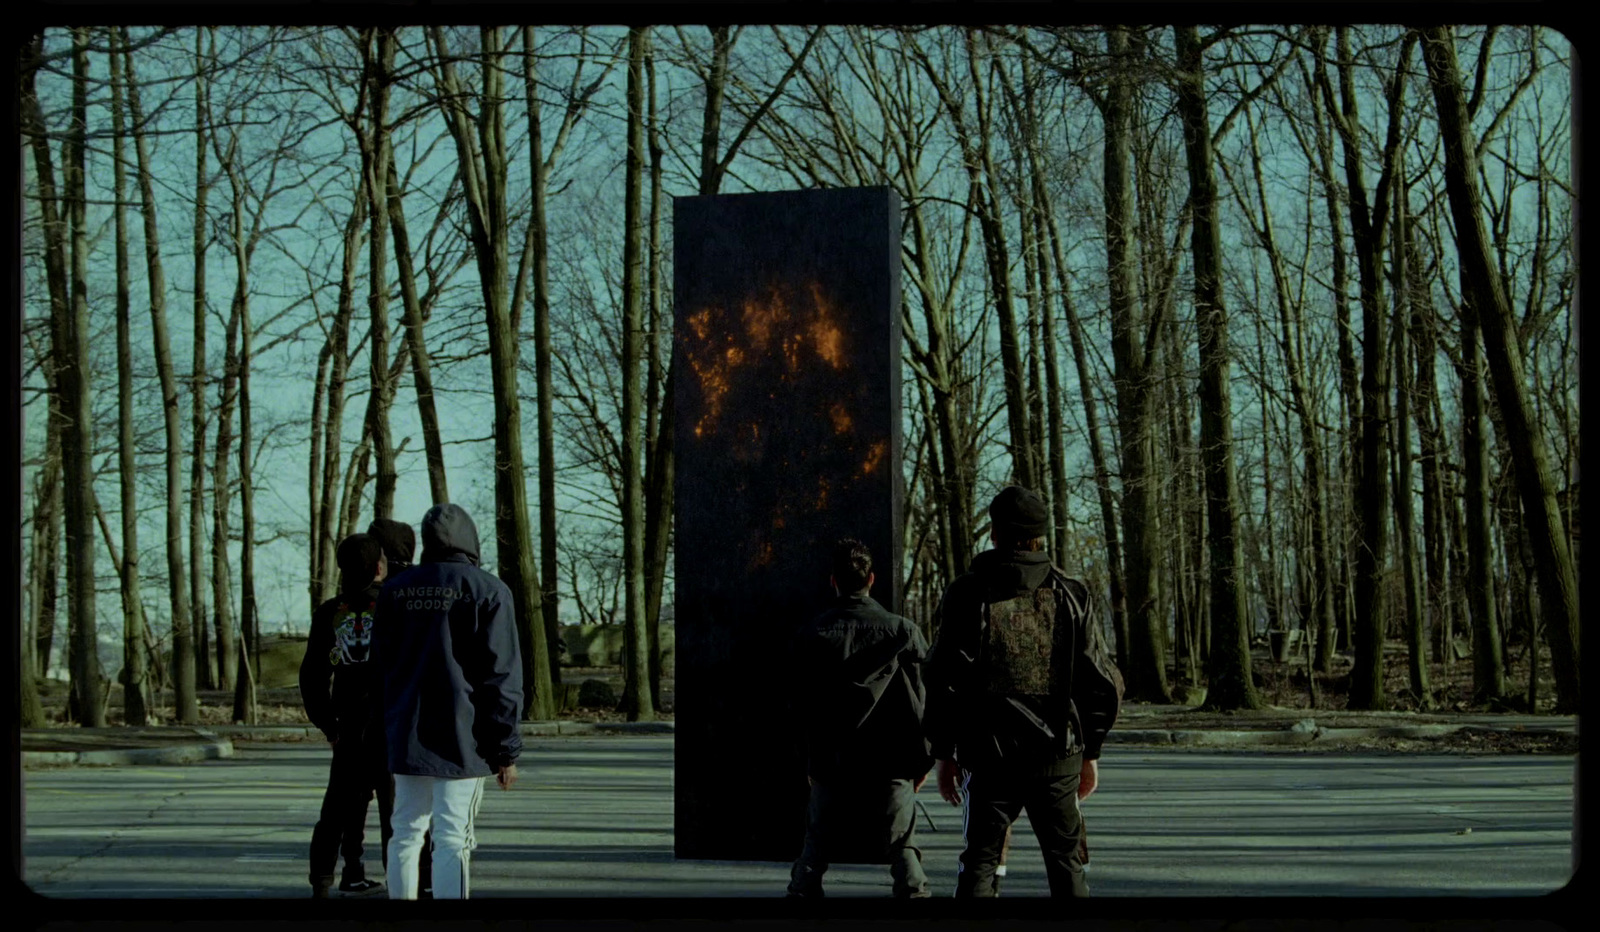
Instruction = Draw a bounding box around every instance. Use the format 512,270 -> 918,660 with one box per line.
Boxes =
374,503 -> 524,900
923,486 -> 1122,899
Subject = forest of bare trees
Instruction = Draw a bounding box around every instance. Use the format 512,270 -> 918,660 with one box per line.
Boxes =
17,24 -> 1579,727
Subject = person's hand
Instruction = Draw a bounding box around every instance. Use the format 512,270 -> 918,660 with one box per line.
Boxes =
1077,758 -> 1098,800
936,758 -> 962,807
495,763 -> 518,789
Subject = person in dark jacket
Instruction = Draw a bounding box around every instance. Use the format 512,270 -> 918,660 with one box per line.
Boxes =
363,516 -> 433,897
374,503 -> 524,900
787,538 -> 934,899
925,486 -> 1122,898
300,533 -> 390,898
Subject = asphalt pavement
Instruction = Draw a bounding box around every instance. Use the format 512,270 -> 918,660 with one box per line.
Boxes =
21,736 -> 1576,898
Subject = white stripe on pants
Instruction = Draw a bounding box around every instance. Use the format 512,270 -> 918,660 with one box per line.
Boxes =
387,774 -> 486,899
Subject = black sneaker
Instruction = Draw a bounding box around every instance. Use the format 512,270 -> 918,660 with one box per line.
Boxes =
338,878 -> 385,897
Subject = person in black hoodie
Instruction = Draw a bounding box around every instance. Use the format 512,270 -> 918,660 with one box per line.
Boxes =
787,538 -> 934,899
375,503 -> 523,900
924,486 -> 1123,898
300,533 -> 389,898
364,517 -> 433,897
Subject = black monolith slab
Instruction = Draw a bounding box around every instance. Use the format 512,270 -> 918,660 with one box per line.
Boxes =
673,186 -> 903,862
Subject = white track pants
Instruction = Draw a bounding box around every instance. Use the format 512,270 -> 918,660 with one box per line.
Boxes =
387,774 -> 485,899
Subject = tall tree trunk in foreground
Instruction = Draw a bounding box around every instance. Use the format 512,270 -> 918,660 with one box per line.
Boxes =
619,27 -> 656,722
1391,188 -> 1431,708
430,26 -> 555,720
1103,26 -> 1168,702
1420,25 -> 1580,712
1325,27 -> 1414,710
191,27 -> 217,694
61,27 -> 105,725
1175,25 -> 1261,711
523,26 -> 560,686
363,27 -> 399,520
123,26 -> 197,722
109,30 -> 152,726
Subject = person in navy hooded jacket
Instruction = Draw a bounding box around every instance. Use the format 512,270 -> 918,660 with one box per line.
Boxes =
374,503 -> 524,899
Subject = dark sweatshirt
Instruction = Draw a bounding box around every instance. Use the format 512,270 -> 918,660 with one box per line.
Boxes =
300,581 -> 385,745
792,593 -> 933,783
923,549 -> 1121,770
374,504 -> 524,778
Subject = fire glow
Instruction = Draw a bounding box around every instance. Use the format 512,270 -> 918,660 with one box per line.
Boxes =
684,281 -> 853,440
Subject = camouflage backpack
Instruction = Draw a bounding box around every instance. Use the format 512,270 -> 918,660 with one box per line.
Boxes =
978,585 -> 1068,699
977,571 -> 1123,733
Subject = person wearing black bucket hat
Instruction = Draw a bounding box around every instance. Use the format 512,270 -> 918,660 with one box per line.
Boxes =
922,485 -> 1123,897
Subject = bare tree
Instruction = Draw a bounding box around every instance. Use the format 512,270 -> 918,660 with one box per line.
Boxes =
1318,27 -> 1416,710
60,27 -> 105,724
618,26 -> 655,722
191,27 -> 218,695
1390,177 -> 1432,708
1420,25 -> 1579,712
429,25 -> 556,720
107,28 -> 152,725
120,26 -> 199,722
1174,25 -> 1261,710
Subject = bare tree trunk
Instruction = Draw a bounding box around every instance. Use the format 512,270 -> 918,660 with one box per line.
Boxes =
643,39 -> 665,706
232,289 -> 259,724
109,30 -> 151,726
190,27 -> 215,696
29,403 -> 63,681
907,200 -> 975,581
386,148 -> 448,506
1324,27 -> 1415,711
62,26 -> 105,725
1391,188 -> 1431,708
1012,53 -> 1070,559
211,294 -> 241,702
1175,25 -> 1261,711
363,27 -> 398,520
123,25 -> 197,721
1457,296 -> 1507,702
316,182 -> 366,609
967,32 -> 1033,488
523,26 -> 561,686
1405,218 -> 1453,668
1103,25 -> 1168,703
1421,25 -> 1577,711
22,32 -> 71,689
1044,205 -> 1125,672
430,25 -> 555,720
1306,37 -> 1361,662
619,27 -> 655,722
218,142 -> 259,724
308,341 -> 330,605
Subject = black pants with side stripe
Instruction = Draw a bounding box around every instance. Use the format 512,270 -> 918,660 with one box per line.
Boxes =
954,753 -> 1089,898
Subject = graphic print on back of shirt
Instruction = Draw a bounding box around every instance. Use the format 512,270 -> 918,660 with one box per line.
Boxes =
329,600 -> 377,666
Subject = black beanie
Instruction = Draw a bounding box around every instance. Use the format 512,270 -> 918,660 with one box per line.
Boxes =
990,485 -> 1049,539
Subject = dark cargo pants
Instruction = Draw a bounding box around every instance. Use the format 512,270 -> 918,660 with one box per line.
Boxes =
309,736 -> 384,886
954,754 -> 1089,898
308,733 -> 432,889
788,776 -> 930,897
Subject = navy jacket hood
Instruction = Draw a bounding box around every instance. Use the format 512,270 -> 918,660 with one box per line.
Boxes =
421,503 -> 481,565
